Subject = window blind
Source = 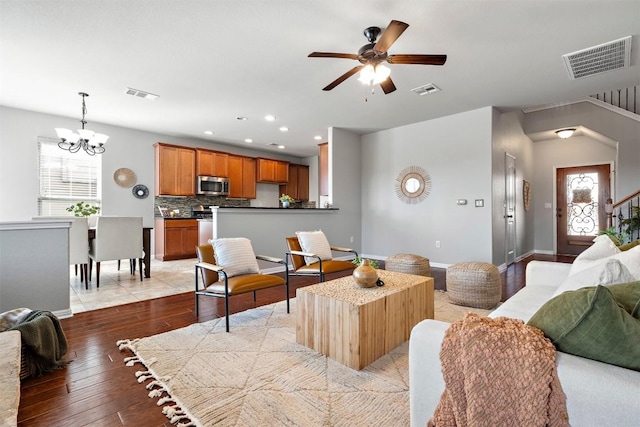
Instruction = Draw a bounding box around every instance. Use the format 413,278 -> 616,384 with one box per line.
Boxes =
38,139 -> 102,215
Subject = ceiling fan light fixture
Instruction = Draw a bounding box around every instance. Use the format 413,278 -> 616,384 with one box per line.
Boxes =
556,128 -> 576,139
358,64 -> 390,85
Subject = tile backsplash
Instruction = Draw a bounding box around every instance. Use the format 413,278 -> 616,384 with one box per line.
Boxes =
155,195 -> 249,217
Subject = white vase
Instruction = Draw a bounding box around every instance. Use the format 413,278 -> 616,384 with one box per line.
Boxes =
282,201 -> 290,208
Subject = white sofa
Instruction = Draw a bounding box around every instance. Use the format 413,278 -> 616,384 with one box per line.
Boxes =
409,260 -> 640,427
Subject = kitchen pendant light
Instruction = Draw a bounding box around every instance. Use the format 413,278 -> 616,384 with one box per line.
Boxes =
56,92 -> 108,155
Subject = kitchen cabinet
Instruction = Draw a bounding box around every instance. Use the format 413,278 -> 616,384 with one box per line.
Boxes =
154,219 -> 198,261
319,142 -> 328,196
279,164 -> 309,201
154,143 -> 196,196
256,158 -> 289,183
228,155 -> 256,199
196,149 -> 228,177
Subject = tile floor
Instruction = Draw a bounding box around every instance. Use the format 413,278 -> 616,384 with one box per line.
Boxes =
70,258 -> 197,313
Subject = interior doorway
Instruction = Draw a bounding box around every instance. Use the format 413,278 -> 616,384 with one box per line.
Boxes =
556,164 -> 611,255
505,154 -> 516,265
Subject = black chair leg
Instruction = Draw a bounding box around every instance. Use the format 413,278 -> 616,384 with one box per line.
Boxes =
138,258 -> 143,281
224,295 -> 230,332
253,290 -> 257,302
117,260 -> 121,270
194,265 -> 200,316
96,262 -> 101,287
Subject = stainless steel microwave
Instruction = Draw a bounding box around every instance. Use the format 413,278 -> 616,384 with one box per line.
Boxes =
196,176 -> 229,196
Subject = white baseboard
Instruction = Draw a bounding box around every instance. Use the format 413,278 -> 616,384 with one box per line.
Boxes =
54,308 -> 73,319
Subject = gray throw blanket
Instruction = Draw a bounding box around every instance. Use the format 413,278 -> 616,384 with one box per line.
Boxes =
9,310 -> 70,377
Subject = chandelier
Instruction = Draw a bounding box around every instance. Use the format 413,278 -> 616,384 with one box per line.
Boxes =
56,92 -> 108,155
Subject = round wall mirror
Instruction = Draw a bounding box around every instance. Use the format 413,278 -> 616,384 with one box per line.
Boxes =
395,166 -> 432,205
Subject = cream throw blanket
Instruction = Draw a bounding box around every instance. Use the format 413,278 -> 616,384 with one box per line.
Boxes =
429,313 -> 569,427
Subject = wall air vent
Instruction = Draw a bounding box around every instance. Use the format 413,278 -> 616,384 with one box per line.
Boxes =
411,83 -> 441,96
125,87 -> 159,100
562,36 -> 632,80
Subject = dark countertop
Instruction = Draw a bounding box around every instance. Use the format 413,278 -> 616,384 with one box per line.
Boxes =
214,206 -> 337,210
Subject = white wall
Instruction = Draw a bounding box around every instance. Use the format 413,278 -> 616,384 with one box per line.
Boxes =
491,110 -> 535,264
523,101 -> 640,198
360,107 -> 494,266
0,106 -> 305,227
532,136 -> 617,252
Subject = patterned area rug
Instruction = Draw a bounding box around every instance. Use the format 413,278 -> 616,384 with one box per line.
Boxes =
117,292 -> 491,427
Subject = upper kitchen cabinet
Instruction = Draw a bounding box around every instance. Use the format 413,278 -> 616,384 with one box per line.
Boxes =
256,158 -> 289,183
279,164 -> 309,201
196,149 -> 228,177
228,155 -> 256,199
154,143 -> 196,196
318,143 -> 328,196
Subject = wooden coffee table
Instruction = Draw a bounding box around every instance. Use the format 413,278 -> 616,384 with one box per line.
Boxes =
296,269 -> 434,370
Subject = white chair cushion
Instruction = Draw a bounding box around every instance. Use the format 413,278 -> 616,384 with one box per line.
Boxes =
213,237 -> 260,278
296,230 -> 332,265
570,234 -> 621,275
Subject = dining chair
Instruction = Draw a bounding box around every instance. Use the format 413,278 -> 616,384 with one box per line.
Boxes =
195,238 -> 289,332
88,216 -> 143,287
32,216 -> 90,288
285,230 -> 358,283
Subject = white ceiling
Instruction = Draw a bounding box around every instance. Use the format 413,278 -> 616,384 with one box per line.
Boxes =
1,1 -> 639,158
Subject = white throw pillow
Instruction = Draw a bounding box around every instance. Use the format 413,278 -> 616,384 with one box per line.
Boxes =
296,230 -> 333,265
570,234 -> 621,275
552,258 -> 636,297
212,237 -> 259,278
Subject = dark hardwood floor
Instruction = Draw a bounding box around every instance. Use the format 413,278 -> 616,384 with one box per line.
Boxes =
17,254 -> 574,426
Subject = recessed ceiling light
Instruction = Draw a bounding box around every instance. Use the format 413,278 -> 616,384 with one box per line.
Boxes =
277,145 -> 285,149
236,116 -> 248,121
204,130 -> 214,135
314,135 -> 322,140
279,126 -> 289,132
244,138 -> 253,143
265,115 -> 276,122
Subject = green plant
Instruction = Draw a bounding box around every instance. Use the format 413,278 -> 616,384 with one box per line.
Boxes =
279,194 -> 294,203
351,257 -> 379,269
66,201 -> 100,217
619,206 -> 640,243
598,226 -> 624,246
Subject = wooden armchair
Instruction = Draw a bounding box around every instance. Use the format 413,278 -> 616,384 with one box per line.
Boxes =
285,231 -> 358,283
195,239 -> 289,332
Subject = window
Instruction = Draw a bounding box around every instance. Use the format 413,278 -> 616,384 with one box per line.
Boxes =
38,139 -> 102,215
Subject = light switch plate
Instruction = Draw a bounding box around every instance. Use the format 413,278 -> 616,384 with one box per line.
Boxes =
456,199 -> 467,205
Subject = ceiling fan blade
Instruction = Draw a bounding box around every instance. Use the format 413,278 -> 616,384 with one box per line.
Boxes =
309,52 -> 359,60
387,54 -> 447,65
322,66 -> 363,91
373,20 -> 409,53
380,77 -> 397,94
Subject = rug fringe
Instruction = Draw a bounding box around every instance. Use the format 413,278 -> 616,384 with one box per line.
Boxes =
118,339 -> 199,427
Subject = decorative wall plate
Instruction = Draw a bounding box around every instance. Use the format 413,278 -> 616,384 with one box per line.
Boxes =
395,166 -> 431,205
113,168 -> 137,188
132,184 -> 149,199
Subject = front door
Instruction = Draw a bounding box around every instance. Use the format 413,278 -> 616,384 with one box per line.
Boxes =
556,164 -> 611,255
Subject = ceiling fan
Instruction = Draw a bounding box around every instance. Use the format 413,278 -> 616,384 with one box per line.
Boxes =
308,20 -> 447,94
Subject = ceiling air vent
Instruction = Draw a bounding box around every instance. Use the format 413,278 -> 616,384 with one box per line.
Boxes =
125,87 -> 159,100
562,36 -> 632,80
411,83 -> 440,96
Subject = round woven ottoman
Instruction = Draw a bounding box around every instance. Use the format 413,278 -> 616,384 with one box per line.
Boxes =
446,261 -> 501,309
385,253 -> 431,277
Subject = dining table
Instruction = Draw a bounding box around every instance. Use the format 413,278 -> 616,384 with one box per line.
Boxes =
88,227 -> 153,278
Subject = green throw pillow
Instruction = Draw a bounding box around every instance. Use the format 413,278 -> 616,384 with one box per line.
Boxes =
618,239 -> 640,251
528,285 -> 640,371
607,281 -> 640,319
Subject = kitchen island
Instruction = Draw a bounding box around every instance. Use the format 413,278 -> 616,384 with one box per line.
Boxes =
210,206 -> 356,269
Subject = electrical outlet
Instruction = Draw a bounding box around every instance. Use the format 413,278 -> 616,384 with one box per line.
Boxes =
350,236 -> 354,243
436,240 -> 441,248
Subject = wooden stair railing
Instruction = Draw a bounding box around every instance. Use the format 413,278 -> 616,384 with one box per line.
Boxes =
607,189 -> 640,242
